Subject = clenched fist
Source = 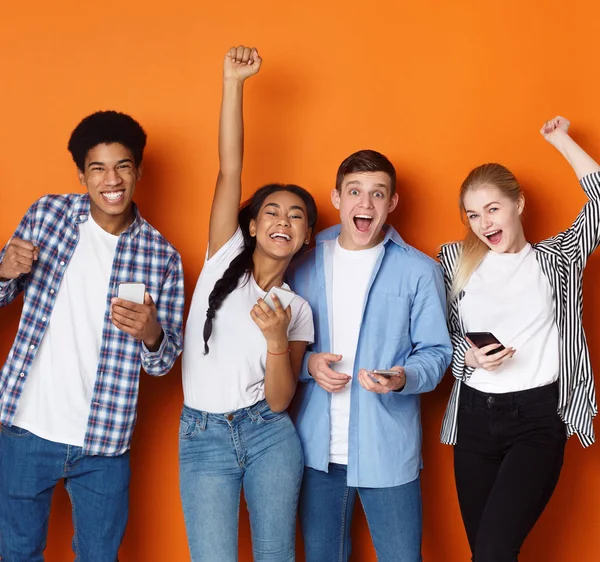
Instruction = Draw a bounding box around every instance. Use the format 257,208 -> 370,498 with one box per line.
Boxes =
0,238 -> 39,281
541,116 -> 570,145
224,45 -> 262,82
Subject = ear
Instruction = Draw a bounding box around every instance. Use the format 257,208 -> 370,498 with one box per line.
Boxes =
388,192 -> 399,213
331,188 -> 341,210
136,162 -> 143,181
517,194 -> 525,216
304,227 -> 313,245
249,218 -> 257,237
77,169 -> 87,187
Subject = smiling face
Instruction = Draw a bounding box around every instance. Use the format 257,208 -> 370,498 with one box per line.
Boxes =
463,184 -> 526,253
332,171 -> 398,250
249,190 -> 312,261
78,142 -> 141,233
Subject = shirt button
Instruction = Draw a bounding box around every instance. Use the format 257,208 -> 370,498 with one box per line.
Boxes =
42,317 -> 47,322
59,261 -> 65,266
93,401 -> 100,406
29,345 -> 35,350
50,289 -> 55,295
19,373 -> 25,378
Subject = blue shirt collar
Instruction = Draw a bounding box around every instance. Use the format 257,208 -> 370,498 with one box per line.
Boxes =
315,223 -> 408,250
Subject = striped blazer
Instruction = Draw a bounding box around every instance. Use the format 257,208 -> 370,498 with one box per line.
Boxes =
439,171 -> 600,447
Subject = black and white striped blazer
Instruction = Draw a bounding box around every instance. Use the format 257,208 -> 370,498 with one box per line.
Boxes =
439,171 -> 600,447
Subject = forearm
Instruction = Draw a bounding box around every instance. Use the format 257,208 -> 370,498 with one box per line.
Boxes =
264,349 -> 297,412
219,79 -> 245,177
552,131 -> 600,180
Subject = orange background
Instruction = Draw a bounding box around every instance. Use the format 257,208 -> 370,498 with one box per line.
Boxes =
1,0 -> 600,560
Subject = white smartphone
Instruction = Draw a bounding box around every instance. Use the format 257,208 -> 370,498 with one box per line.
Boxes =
264,286 -> 296,311
370,369 -> 401,378
117,282 -> 146,304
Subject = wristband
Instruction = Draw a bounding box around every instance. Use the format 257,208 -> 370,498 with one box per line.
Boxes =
267,347 -> 290,356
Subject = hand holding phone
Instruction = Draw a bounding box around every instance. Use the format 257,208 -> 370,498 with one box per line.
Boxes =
465,332 -> 515,371
370,369 -> 402,378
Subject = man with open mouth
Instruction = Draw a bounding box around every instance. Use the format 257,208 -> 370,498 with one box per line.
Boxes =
0,110 -> 184,560
287,149 -> 452,562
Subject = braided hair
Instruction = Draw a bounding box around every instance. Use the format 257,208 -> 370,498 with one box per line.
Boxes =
203,184 -> 317,354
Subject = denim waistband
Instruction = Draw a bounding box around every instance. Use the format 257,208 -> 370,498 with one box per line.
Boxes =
182,399 -> 271,425
461,381 -> 558,410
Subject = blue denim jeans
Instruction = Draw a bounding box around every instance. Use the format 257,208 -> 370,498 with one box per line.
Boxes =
299,464 -> 423,562
0,424 -> 130,562
179,400 -> 304,562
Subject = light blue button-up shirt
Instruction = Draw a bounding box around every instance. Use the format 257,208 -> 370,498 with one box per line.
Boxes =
287,224 -> 452,488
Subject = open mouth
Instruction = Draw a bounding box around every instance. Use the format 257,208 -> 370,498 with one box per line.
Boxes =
269,232 -> 292,243
101,190 -> 125,204
484,229 -> 502,245
353,215 -> 373,233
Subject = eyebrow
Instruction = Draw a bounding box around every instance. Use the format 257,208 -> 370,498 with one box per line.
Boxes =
345,180 -> 389,189
87,158 -> 134,168
465,201 -> 501,213
264,202 -> 306,212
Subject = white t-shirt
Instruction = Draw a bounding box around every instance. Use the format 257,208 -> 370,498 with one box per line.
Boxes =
182,228 -> 314,413
329,238 -> 383,465
460,243 -> 560,393
14,216 -> 118,446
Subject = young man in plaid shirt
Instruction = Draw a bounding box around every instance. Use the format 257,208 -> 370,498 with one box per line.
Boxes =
0,111 -> 185,561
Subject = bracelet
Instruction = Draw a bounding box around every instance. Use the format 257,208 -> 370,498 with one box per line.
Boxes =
267,347 -> 290,356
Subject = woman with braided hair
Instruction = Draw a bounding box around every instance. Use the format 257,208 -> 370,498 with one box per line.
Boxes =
178,45 -> 316,562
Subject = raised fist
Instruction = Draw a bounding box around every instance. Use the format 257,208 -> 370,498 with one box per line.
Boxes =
224,45 -> 262,82
541,116 -> 570,144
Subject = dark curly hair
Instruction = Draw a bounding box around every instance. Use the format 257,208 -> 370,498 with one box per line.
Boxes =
67,110 -> 147,171
203,184 -> 318,354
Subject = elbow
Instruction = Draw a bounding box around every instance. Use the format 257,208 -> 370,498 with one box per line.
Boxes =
265,393 -> 293,414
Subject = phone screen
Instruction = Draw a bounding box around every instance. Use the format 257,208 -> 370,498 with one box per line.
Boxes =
117,282 -> 146,304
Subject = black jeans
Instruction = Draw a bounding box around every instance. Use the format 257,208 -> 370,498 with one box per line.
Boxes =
454,382 -> 566,562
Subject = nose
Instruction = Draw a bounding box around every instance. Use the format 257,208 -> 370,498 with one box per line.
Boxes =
277,215 -> 290,227
359,193 -> 374,208
104,168 -> 122,187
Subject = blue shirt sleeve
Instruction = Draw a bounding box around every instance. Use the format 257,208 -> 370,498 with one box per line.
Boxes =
401,264 -> 452,395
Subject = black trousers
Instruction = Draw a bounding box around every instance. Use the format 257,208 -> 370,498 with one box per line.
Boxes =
454,382 -> 566,562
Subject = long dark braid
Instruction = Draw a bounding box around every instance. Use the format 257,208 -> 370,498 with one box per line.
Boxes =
202,183 -> 318,355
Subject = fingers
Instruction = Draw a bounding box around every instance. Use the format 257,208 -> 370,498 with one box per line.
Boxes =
232,45 -> 254,65
320,353 -> 343,363
111,298 -> 146,313
478,347 -> 516,371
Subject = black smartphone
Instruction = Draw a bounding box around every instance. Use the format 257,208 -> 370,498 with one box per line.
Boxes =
465,332 -> 505,356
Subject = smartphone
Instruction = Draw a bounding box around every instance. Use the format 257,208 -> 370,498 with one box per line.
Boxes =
264,286 -> 296,311
370,369 -> 401,378
465,332 -> 505,356
117,282 -> 146,305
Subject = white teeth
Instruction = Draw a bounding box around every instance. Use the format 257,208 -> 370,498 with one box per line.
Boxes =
485,230 -> 500,237
270,233 -> 291,241
102,191 -> 124,201
355,215 -> 373,219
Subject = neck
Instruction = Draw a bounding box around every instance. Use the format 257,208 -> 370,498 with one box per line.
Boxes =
504,232 -> 527,254
90,205 -> 135,236
252,248 -> 290,292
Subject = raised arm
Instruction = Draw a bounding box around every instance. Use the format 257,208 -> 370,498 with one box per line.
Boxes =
207,45 -> 262,259
541,116 -> 600,180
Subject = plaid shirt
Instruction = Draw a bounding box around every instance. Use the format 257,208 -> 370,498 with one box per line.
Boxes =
0,193 -> 185,456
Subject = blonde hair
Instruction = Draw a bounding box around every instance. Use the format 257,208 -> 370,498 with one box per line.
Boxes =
450,163 -> 523,301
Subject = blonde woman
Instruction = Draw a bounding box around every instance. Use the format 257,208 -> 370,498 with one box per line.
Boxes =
438,116 -> 600,561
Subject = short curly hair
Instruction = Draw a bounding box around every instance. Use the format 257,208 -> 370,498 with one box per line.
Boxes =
67,110 -> 147,171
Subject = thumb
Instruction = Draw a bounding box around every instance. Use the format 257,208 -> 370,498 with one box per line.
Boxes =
144,292 -> 155,306
252,48 -> 262,64
465,337 -> 476,349
325,353 -> 342,363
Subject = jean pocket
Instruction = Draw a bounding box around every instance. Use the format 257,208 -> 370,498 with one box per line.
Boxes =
517,400 -> 558,420
255,408 -> 287,424
0,424 -> 32,438
179,416 -> 199,440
